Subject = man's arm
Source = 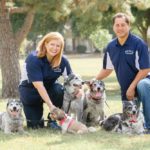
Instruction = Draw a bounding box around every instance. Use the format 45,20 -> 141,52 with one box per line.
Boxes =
96,69 -> 113,80
126,68 -> 150,100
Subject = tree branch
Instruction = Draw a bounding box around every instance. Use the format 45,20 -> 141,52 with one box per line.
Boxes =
15,8 -> 35,49
9,6 -> 30,14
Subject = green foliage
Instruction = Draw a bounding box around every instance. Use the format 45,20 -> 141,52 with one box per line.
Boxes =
71,4 -> 103,38
90,28 -> 113,52
27,13 -> 66,40
10,13 -> 26,33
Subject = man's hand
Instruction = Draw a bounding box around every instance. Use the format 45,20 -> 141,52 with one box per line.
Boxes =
126,85 -> 136,100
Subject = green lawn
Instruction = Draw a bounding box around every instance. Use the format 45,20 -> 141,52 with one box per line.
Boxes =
0,54 -> 150,150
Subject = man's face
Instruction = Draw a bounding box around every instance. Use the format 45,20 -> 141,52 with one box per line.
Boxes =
113,17 -> 130,39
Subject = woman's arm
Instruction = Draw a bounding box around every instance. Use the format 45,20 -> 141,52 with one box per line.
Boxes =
32,81 -> 55,111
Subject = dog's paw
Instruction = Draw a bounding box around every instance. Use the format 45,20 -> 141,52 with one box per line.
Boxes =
88,127 -> 97,132
99,120 -> 105,126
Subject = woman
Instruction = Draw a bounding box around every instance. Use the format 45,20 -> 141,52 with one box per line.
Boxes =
19,32 -> 72,128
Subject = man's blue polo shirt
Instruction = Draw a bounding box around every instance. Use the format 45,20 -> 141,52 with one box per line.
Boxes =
20,51 -> 72,89
103,33 -> 150,100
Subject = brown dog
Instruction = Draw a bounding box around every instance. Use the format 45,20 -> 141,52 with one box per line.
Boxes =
50,107 -> 96,134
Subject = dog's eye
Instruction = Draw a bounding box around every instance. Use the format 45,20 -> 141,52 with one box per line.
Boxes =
127,106 -> 132,110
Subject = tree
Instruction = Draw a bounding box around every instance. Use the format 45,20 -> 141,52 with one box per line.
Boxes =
131,7 -> 150,45
0,0 -> 72,98
0,0 -> 35,98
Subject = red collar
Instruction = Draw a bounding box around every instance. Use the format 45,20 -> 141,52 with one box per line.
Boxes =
88,93 -> 101,101
59,115 -> 67,125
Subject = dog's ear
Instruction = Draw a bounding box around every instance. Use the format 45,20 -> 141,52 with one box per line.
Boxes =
64,73 -> 76,86
84,80 -> 91,86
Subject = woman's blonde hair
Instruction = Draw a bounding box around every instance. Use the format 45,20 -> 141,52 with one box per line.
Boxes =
36,32 -> 64,68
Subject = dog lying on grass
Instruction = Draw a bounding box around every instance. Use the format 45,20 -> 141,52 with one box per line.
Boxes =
83,79 -> 106,126
50,107 -> 96,134
100,100 -> 145,135
62,74 -> 85,122
0,99 -> 25,134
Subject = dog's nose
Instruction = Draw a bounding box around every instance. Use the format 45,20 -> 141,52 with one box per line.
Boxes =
97,87 -> 101,91
13,107 -> 17,111
132,111 -> 136,114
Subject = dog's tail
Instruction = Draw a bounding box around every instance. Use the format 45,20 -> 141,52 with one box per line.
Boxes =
88,126 -> 97,132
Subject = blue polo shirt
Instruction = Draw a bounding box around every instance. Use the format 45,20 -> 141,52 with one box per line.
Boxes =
103,33 -> 150,100
20,51 -> 72,89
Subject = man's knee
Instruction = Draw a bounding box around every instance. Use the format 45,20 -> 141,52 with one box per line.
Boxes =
137,78 -> 150,91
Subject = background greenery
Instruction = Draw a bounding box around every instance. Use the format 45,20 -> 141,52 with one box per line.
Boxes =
0,54 -> 150,150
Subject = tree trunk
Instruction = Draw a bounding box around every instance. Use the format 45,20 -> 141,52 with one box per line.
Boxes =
0,15 -> 20,98
0,1 -> 35,98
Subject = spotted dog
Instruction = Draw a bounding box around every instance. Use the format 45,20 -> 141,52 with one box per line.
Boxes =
83,79 -> 106,126
62,74 -> 85,122
100,100 -> 144,134
0,99 -> 25,134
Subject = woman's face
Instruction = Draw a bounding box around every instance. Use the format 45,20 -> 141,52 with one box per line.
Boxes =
45,39 -> 62,57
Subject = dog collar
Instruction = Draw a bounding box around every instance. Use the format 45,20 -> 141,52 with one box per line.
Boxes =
59,115 -> 67,125
88,93 -> 102,102
59,115 -> 74,131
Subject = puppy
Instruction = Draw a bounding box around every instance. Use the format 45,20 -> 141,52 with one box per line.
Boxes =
0,99 -> 25,134
50,107 -> 96,134
62,74 -> 85,122
83,79 -> 106,126
100,100 -> 145,134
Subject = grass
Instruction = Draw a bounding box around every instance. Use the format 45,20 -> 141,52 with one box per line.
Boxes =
0,53 -> 150,150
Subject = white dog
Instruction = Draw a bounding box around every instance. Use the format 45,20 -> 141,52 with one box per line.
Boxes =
0,99 -> 25,134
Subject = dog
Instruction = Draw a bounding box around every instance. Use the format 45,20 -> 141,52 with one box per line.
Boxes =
83,79 -> 106,126
0,99 -> 25,134
62,73 -> 85,122
100,100 -> 145,134
50,107 -> 96,134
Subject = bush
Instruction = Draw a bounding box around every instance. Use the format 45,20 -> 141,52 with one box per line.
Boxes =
76,45 -> 87,53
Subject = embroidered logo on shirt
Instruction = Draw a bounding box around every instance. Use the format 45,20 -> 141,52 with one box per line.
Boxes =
53,67 -> 62,72
125,50 -> 134,55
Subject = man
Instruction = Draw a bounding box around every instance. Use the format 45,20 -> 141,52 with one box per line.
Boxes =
96,12 -> 150,133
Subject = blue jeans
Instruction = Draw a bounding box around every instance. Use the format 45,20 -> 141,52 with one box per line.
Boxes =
137,78 -> 150,129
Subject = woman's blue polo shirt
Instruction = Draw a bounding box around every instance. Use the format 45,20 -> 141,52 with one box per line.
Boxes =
103,33 -> 150,100
20,51 -> 72,89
